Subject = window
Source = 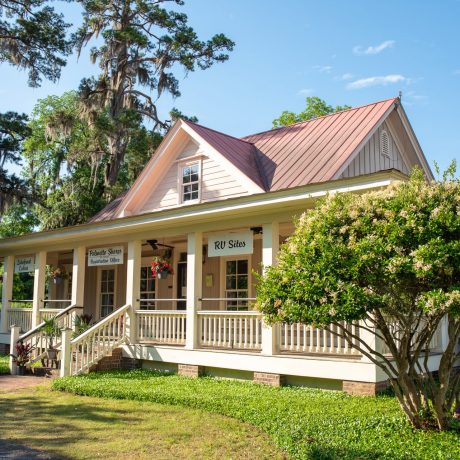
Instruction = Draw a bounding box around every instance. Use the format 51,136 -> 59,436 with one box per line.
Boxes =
181,163 -> 200,202
140,266 -> 156,310
100,268 -> 115,318
225,259 -> 249,311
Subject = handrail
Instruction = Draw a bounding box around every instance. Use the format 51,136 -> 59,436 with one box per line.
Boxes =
18,304 -> 82,341
197,310 -> 261,316
199,298 -> 256,301
137,298 -> 184,302
8,299 -> 34,303
71,304 -> 130,345
42,299 -> 72,303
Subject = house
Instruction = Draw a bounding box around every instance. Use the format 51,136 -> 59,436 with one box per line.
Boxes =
0,97 -> 441,393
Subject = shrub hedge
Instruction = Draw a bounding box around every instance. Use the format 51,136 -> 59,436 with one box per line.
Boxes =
53,370 -> 460,460
0,355 -> 9,374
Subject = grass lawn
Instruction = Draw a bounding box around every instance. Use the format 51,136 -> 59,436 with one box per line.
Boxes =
0,355 -> 9,374
53,370 -> 460,460
0,383 -> 285,459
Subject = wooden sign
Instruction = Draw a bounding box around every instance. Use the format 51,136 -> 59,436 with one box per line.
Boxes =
14,256 -> 35,273
208,231 -> 253,257
88,246 -> 124,266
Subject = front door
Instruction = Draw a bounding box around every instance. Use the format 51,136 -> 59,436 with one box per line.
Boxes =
176,252 -> 187,310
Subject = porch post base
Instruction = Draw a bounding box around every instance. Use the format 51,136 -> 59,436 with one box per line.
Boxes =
178,364 -> 204,378
342,380 -> 389,396
253,372 -> 286,387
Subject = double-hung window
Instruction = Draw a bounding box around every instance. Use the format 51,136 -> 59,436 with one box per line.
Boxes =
181,163 -> 200,202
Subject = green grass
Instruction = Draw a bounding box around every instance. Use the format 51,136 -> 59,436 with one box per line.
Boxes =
0,384 -> 284,459
53,370 -> 460,460
0,354 -> 9,374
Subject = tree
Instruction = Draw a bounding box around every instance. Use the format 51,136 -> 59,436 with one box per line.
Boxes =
75,0 -> 234,192
256,169 -> 460,431
0,111 -> 31,213
0,0 -> 72,86
272,96 -> 351,128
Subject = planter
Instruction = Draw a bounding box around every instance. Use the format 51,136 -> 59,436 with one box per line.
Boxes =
47,348 -> 58,360
17,366 -> 26,376
53,276 -> 63,285
157,271 -> 169,279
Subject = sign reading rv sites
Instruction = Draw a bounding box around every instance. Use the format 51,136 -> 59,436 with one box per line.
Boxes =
208,231 -> 253,257
14,256 -> 35,273
88,246 -> 124,266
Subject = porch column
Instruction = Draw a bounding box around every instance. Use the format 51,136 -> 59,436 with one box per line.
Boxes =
126,240 -> 141,343
0,256 -> 14,334
32,251 -> 46,328
186,232 -> 203,350
261,222 -> 280,355
71,246 -> 86,307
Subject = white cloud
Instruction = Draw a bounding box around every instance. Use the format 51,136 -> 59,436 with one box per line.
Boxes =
353,40 -> 395,56
403,91 -> 428,105
340,73 -> 354,80
297,88 -> 314,96
453,69 -> 460,75
313,65 -> 333,74
347,74 -> 406,90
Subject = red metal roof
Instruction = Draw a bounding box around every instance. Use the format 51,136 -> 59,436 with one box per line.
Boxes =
182,120 -> 267,190
241,97 -> 398,190
90,97 -> 398,222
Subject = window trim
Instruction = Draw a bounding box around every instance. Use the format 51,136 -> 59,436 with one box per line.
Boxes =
177,159 -> 202,205
219,255 -> 252,311
139,258 -> 157,310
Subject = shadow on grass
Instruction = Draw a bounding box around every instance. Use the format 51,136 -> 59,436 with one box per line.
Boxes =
0,392 -> 145,458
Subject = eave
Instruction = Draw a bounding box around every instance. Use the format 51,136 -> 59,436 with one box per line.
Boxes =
0,170 -> 407,255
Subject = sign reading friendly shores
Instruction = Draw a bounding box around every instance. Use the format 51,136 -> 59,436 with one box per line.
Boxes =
208,231 -> 253,257
88,246 -> 124,266
14,256 -> 35,273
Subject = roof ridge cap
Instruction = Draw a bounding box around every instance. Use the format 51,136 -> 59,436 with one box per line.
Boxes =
241,97 -> 399,139
183,119 -> 255,146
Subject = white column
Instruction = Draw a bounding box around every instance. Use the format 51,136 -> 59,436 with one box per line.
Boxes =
0,256 -> 14,334
126,240 -> 141,343
186,232 -> 203,350
32,251 -> 46,328
71,246 -> 86,307
60,328 -> 72,377
261,222 -> 280,356
9,325 -> 20,375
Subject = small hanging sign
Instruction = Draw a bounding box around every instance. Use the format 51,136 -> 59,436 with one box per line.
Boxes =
208,231 -> 253,257
88,246 -> 124,266
14,256 -> 35,273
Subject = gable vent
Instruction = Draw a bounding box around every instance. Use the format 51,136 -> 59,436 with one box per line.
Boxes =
380,129 -> 391,159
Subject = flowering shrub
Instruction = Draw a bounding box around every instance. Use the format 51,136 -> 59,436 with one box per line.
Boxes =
256,167 -> 460,431
151,257 -> 174,278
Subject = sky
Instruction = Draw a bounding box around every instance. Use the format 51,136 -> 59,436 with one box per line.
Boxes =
1,0 -> 459,173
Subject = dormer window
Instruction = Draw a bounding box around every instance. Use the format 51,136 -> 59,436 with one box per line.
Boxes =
181,162 -> 200,202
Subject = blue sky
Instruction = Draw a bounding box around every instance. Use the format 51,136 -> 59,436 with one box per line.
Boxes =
1,0 -> 459,172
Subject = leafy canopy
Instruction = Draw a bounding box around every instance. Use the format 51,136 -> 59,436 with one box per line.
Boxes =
272,96 -> 351,128
0,0 -> 72,86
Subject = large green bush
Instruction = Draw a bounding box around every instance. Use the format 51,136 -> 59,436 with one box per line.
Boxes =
256,169 -> 460,430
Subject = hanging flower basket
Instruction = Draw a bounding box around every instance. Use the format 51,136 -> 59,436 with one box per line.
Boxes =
151,257 -> 174,279
46,266 -> 69,284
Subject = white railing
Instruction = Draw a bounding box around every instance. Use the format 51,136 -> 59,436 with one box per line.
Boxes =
136,310 -> 186,345
280,322 -> 361,355
70,304 -> 130,375
17,305 -> 84,364
198,311 -> 262,351
7,308 -> 33,333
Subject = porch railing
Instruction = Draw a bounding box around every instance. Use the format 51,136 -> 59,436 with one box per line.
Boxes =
17,304 -> 84,364
280,322 -> 361,355
136,310 -> 186,345
69,304 -> 130,375
7,308 -> 33,333
197,311 -> 263,351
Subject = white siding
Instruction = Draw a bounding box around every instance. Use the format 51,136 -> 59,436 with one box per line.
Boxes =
177,139 -> 199,160
140,154 -> 250,213
200,157 -> 249,202
340,121 -> 409,178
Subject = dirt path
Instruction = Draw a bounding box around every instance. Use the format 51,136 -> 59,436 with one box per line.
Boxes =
0,375 -> 52,392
